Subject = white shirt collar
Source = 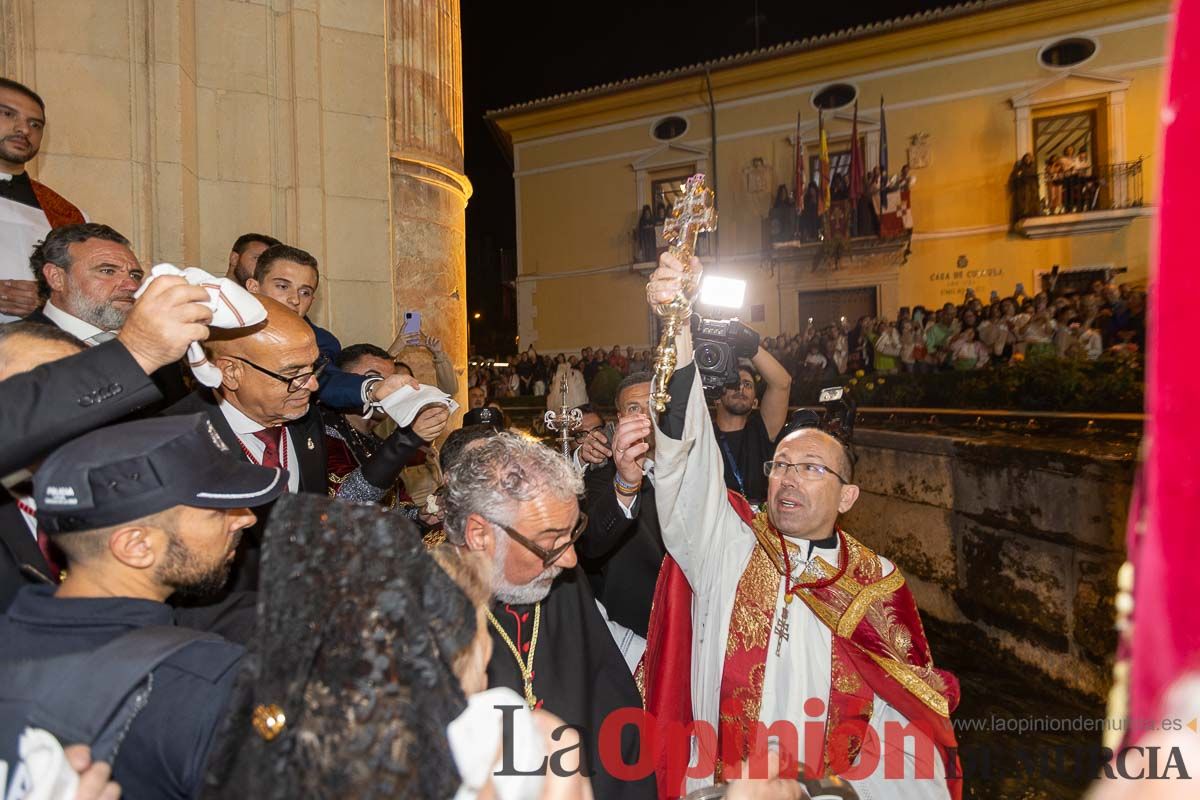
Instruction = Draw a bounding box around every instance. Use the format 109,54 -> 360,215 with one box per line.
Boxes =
42,300 -> 105,341
0,172 -> 13,182
218,396 -> 267,435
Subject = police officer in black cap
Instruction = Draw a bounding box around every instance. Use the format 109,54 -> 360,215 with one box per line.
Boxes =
461,405 -> 504,431
0,413 -> 284,800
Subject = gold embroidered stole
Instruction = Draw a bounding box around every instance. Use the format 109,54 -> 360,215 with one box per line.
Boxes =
716,513 -> 916,777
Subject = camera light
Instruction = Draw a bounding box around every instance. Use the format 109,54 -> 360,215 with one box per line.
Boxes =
700,276 -> 746,309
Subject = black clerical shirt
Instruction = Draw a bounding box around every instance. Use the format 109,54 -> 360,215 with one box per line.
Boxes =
486,569 -> 656,800
0,172 -> 41,210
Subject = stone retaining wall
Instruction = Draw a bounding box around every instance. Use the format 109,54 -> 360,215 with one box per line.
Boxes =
841,428 -> 1135,699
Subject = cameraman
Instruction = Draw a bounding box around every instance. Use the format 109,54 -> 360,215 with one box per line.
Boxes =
713,346 -> 791,507
576,326 -> 790,508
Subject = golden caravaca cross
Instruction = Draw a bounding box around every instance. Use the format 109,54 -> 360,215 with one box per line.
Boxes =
650,174 -> 717,413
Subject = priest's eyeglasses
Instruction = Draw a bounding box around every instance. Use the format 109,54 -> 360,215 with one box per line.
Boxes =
484,512 -> 589,567
233,355 -> 329,393
763,459 -> 849,485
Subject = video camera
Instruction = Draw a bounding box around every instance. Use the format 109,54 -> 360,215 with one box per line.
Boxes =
691,314 -> 760,394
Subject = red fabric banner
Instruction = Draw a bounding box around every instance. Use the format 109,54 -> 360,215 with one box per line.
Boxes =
1130,1 -> 1200,727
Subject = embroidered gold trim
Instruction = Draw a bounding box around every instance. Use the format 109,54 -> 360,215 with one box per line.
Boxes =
726,545 -> 778,655
837,571 -> 906,638
732,661 -> 767,738
866,651 -> 951,717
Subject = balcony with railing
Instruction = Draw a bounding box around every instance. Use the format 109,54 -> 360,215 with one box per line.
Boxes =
1012,159 -> 1145,238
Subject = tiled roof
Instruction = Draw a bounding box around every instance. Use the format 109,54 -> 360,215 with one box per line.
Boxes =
485,0 -> 1023,118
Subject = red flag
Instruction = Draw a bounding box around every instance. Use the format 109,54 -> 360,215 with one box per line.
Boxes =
849,100 -> 863,202
794,111 -> 806,214
879,96 -> 890,210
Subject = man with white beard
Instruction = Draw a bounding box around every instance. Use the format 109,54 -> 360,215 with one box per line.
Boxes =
442,433 -> 656,800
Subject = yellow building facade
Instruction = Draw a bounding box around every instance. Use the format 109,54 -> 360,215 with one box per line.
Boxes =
488,0 -> 1169,352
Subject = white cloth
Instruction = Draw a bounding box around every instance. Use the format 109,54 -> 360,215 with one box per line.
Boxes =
11,727 -> 79,800
448,687 -> 544,800
376,383 -> 459,427
134,264 -> 266,387
218,398 -> 299,492
0,193 -> 51,324
41,300 -> 105,342
652,371 -> 949,799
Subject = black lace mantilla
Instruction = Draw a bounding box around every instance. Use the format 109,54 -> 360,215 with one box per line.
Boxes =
202,493 -> 474,799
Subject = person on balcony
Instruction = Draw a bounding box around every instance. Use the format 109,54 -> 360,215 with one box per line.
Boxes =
1059,144 -> 1082,212
636,204 -> 656,262
1010,152 -> 1039,222
1045,154 -> 1064,213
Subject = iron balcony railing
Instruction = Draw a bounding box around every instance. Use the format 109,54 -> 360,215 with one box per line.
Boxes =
1012,158 -> 1143,220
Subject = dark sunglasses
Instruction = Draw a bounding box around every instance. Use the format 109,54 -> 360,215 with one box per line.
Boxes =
233,355 -> 329,393
483,512 -> 588,567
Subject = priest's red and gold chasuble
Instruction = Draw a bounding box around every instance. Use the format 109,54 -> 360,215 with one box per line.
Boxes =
641,490 -> 962,799
29,180 -> 85,228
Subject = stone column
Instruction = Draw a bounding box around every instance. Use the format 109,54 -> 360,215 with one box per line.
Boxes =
387,0 -> 472,418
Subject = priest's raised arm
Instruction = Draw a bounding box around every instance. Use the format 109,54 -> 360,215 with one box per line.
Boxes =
644,254 -> 745,584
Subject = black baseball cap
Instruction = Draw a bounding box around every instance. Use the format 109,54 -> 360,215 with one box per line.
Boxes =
35,414 -> 286,534
462,406 -> 504,431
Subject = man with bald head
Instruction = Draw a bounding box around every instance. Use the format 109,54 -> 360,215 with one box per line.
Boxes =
164,296 -> 449,589
640,252 -> 960,800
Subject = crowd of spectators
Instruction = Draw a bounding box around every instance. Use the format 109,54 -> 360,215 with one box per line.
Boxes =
468,345 -> 654,402
763,280 -> 1145,382
469,280 -> 1146,409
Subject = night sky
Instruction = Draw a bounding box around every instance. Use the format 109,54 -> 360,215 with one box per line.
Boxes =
460,0 -> 949,353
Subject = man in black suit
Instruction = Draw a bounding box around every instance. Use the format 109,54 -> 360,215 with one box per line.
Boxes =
577,372 -> 665,642
25,222 -> 190,406
0,278 -> 215,611
0,322 -> 85,610
163,295 -> 448,590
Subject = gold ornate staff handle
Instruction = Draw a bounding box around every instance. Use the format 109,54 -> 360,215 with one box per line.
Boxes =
650,174 -> 716,413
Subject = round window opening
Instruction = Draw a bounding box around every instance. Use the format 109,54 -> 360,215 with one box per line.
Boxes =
812,83 -> 858,111
1039,37 -> 1097,68
652,116 -> 688,141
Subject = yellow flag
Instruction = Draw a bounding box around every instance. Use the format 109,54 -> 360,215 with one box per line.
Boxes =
819,119 -> 831,214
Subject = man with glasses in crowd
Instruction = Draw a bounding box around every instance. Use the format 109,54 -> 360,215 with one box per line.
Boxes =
641,252 -> 961,800
164,296 -> 445,591
442,432 -> 656,800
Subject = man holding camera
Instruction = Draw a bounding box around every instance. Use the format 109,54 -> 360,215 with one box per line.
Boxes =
710,335 -> 791,508
641,251 -> 960,800
576,322 -> 789,512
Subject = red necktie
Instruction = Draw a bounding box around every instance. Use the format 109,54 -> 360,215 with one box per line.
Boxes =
251,428 -> 284,470
36,529 -> 63,582
16,497 -> 62,582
